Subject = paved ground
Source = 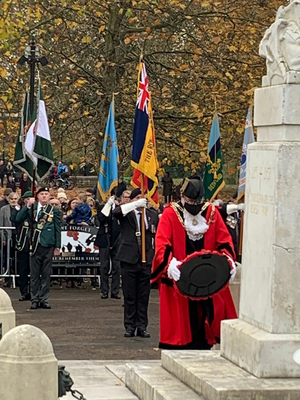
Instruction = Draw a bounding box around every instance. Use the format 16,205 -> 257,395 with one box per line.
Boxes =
1,282 -> 161,361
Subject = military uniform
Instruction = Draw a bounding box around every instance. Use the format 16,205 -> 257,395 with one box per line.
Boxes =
16,200 -> 61,308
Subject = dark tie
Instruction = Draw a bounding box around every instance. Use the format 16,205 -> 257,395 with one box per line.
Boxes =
137,212 -> 142,231
38,206 -> 45,220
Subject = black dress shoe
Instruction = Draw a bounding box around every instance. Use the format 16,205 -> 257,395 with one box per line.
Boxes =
39,301 -> 51,309
101,294 -> 108,299
111,294 -> 121,299
19,293 -> 31,301
30,302 -> 39,310
124,330 -> 135,338
136,329 -> 150,338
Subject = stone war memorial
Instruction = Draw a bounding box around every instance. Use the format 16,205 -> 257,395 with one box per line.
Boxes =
125,1 -> 300,399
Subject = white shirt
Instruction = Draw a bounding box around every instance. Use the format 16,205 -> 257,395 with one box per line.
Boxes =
134,209 -> 149,231
36,202 -> 46,221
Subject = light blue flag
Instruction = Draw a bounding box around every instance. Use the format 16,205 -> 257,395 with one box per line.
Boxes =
237,106 -> 255,201
98,99 -> 119,201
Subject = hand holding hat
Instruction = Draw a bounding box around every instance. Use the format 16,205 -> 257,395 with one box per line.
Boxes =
223,253 -> 236,283
167,257 -> 182,281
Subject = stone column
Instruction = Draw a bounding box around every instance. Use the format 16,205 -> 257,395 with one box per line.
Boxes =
0,324 -> 58,399
221,82 -> 300,378
0,288 -> 15,339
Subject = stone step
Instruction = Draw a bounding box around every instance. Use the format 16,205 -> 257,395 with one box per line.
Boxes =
161,350 -> 300,400
125,361 -> 204,400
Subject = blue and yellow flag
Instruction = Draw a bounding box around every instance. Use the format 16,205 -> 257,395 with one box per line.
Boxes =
131,61 -> 158,198
98,99 -> 119,201
237,106 -> 255,201
203,114 -> 225,201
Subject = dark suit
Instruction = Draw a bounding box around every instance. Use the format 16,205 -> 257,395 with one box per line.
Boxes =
113,206 -> 158,332
94,204 -> 121,296
16,203 -> 61,304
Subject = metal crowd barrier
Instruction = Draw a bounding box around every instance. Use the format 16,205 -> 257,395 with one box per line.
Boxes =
0,227 -> 17,288
0,226 -> 101,289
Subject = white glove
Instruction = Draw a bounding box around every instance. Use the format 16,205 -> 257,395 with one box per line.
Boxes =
226,203 -> 244,215
120,198 -> 147,216
101,196 -> 115,217
167,257 -> 182,281
237,203 -> 245,212
107,196 -> 115,206
15,206 -> 20,211
223,253 -> 237,283
135,198 -> 147,208
101,203 -> 112,217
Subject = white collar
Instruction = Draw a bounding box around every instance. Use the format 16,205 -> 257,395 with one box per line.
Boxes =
183,208 -> 209,241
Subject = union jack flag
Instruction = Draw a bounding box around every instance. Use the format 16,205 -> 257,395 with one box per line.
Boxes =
137,63 -> 149,113
131,60 -> 158,203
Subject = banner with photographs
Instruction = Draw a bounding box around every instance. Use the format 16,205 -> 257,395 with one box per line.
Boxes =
53,225 -> 99,264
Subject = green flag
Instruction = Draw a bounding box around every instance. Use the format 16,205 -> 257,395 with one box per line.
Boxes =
33,82 -> 54,181
13,92 -> 35,181
203,114 -> 225,201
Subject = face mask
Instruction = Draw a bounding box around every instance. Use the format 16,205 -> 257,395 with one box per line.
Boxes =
184,203 -> 202,216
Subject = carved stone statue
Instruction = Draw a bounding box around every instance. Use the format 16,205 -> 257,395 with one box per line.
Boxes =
259,0 -> 300,86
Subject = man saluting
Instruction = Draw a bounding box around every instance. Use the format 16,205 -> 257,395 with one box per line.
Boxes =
152,176 -> 237,350
15,187 -> 61,310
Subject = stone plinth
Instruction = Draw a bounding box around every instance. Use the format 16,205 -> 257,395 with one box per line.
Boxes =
0,288 -> 15,339
222,84 -> 300,378
254,85 -> 300,141
161,350 -> 300,400
222,320 -> 300,378
0,324 -> 58,400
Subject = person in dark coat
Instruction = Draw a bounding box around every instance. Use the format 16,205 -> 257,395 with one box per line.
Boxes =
65,194 -> 91,225
116,178 -> 127,198
162,172 -> 173,204
6,161 -> 14,178
215,193 -> 244,263
113,188 -> 159,338
20,173 -> 31,195
0,188 -> 12,209
6,175 -> 16,191
94,195 -> 121,299
0,160 -> 6,187
11,191 -> 33,301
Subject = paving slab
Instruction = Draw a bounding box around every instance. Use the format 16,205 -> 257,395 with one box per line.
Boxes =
60,361 -> 139,400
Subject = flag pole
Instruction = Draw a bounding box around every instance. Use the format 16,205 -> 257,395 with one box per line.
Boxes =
238,194 -> 244,258
29,168 -> 36,253
141,173 -> 146,264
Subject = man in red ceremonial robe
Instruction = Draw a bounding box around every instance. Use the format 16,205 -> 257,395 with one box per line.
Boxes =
152,176 -> 237,349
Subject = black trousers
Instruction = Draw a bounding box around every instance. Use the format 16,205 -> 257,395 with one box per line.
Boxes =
121,261 -> 151,332
17,251 -> 30,295
30,244 -> 54,303
99,245 -> 120,296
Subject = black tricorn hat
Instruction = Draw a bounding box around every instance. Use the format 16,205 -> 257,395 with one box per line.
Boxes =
180,175 -> 205,203
176,251 -> 231,299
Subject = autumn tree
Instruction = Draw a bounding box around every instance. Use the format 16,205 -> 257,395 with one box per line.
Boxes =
0,0 -> 289,176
